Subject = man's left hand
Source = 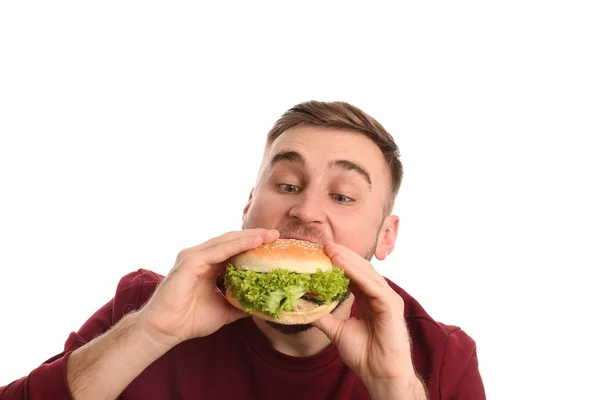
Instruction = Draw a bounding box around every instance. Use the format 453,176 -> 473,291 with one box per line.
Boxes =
313,242 -> 428,400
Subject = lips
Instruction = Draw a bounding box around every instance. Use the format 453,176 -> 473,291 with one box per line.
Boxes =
279,234 -> 323,245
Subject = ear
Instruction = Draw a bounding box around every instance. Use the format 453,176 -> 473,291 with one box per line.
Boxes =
242,188 -> 254,221
374,215 -> 399,261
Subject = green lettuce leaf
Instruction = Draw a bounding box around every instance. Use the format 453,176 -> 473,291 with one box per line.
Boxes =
224,264 -> 349,318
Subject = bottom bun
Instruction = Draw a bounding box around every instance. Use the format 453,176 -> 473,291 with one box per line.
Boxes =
225,289 -> 339,325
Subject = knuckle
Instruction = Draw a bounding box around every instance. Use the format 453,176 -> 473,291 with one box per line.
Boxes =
388,293 -> 406,313
372,297 -> 392,312
179,253 -> 210,275
184,252 -> 205,266
176,247 -> 192,262
396,297 -> 406,313
220,231 -> 237,239
221,230 -> 250,241
373,276 -> 388,289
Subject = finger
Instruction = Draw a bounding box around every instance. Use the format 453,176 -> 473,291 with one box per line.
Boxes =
185,229 -> 271,254
209,229 -> 279,261
313,313 -> 345,344
178,234 -> 266,280
197,234 -> 273,275
223,299 -> 251,325
180,229 -> 279,260
325,242 -> 392,299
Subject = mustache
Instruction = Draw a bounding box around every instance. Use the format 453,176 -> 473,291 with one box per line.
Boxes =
276,221 -> 328,245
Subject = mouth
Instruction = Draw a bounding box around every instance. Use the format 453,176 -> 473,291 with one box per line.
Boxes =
279,234 -> 323,245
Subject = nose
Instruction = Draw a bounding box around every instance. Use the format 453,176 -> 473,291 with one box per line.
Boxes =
288,190 -> 326,224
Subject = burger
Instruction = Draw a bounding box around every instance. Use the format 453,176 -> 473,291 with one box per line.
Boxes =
224,238 -> 350,325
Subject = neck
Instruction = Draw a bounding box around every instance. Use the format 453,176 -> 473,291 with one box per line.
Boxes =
252,295 -> 354,357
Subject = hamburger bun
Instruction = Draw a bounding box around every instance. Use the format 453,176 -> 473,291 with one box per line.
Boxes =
225,288 -> 339,325
230,238 -> 333,274
225,238 -> 345,325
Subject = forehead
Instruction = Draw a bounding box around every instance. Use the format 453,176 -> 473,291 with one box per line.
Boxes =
263,125 -> 389,179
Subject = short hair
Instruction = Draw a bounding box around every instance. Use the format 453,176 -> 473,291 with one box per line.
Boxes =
266,100 -> 403,214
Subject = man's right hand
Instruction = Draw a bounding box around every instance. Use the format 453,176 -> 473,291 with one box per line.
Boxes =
139,228 -> 280,347
66,228 -> 279,400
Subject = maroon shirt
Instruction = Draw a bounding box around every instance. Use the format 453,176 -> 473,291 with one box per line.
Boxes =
0,269 -> 486,399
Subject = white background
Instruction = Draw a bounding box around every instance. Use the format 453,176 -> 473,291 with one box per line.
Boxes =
1,1 -> 598,398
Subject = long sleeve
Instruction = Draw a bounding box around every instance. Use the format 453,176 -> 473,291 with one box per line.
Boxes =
0,300 -> 113,400
439,329 -> 486,400
0,269 -> 160,400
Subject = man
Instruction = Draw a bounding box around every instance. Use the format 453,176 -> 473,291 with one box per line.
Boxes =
0,101 -> 486,399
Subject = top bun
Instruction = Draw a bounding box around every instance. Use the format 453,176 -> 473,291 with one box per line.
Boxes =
230,238 -> 333,274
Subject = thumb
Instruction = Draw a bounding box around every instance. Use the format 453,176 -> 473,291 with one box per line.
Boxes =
313,313 -> 345,343
221,292 -> 250,325
225,305 -> 250,325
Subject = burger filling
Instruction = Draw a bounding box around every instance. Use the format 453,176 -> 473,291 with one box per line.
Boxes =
224,264 -> 350,318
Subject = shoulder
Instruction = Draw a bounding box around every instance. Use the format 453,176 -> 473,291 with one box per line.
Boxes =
115,268 -> 165,292
384,277 -> 479,370
111,269 -> 165,321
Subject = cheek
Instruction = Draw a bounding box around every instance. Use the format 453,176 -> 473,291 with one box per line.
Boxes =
332,206 -> 380,229
329,210 -> 382,250
245,191 -> 289,226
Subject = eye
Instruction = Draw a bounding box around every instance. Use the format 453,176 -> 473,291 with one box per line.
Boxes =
277,184 -> 300,194
331,193 -> 354,204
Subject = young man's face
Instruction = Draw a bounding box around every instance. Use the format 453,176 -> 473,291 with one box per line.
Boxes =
242,125 -> 398,260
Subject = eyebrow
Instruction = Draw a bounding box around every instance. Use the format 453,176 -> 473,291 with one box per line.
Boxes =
269,151 -> 305,168
270,150 -> 372,189
329,159 -> 372,188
